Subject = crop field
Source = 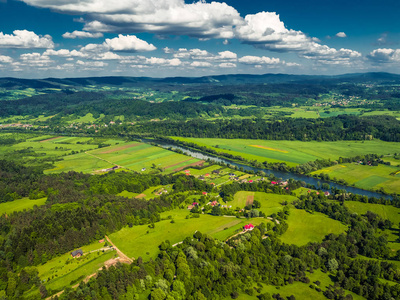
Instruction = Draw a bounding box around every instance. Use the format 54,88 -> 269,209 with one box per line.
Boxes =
110,209 -> 266,260
280,209 -> 348,246
0,197 -> 46,215
312,163 -> 400,194
171,137 -> 400,166
86,141 -> 202,173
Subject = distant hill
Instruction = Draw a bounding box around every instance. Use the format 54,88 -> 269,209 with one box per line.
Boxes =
1,72 -> 400,89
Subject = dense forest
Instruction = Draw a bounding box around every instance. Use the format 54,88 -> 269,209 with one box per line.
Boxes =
120,115 -> 400,142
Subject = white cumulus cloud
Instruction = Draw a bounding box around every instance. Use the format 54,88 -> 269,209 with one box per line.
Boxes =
62,31 -> 104,39
0,55 -> 13,63
335,32 -> 347,38
81,34 -> 156,53
367,48 -> 400,63
0,30 -> 54,49
21,0 -> 242,40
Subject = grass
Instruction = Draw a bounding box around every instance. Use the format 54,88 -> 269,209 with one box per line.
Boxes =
230,191 -> 297,216
171,137 -> 400,167
281,209 -> 348,246
24,240 -> 116,297
110,209 -> 268,260
312,163 -> 400,194
0,197 -> 46,215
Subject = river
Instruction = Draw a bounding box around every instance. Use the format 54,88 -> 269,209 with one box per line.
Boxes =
147,140 -> 394,200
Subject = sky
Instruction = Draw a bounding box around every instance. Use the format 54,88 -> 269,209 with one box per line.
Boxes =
0,0 -> 399,78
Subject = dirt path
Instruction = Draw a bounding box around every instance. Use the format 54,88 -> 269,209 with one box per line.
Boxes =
46,239 -> 132,300
105,235 -> 134,263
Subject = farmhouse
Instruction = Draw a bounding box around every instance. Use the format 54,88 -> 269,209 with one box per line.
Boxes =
212,170 -> 221,175
244,224 -> 254,231
71,249 -> 83,258
141,167 -> 146,172
199,175 -> 205,180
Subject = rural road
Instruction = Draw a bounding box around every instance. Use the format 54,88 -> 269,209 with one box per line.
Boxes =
105,235 -> 134,263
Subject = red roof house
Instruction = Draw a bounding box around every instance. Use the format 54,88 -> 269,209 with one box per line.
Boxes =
244,224 -> 255,231
202,192 -> 207,195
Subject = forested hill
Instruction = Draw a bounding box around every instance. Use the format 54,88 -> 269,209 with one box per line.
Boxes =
1,72 -> 400,89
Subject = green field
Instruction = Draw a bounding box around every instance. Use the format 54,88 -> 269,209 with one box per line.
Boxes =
281,209 -> 348,246
110,209 -> 266,260
231,191 -> 297,216
0,197 -> 46,215
24,241 -> 116,297
312,163 -> 400,194
171,137 -> 400,167
84,141 -> 202,174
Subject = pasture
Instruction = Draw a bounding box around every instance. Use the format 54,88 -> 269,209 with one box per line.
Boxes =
280,209 -> 348,246
109,209 -> 267,260
171,137 -> 400,167
231,191 -> 297,216
0,197 -> 46,215
312,163 -> 400,194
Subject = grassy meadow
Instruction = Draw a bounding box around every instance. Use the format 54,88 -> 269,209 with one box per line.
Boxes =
171,137 -> 400,166
280,209 -> 348,246
109,208 -> 266,261
24,240 -> 116,297
312,163 -> 400,194
0,197 -> 46,215
231,191 -> 297,216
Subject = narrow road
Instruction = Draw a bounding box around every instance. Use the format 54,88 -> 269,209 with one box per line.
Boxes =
105,235 -> 134,263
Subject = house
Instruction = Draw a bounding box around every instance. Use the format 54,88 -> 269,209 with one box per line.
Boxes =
192,202 -> 199,206
141,167 -> 146,172
202,191 -> 207,195
324,191 -> 330,196
248,179 -> 253,183
244,224 -> 254,231
199,176 -> 205,180
71,249 -> 83,258
212,170 -> 221,175
271,181 -> 277,185
210,200 -> 219,207
229,173 -> 235,176
99,239 -> 105,243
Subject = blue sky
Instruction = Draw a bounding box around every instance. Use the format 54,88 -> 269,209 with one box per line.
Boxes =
0,0 -> 399,78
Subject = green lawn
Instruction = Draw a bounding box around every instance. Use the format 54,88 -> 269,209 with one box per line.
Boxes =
281,209 -> 348,246
312,163 -> 400,194
0,197 -> 46,215
171,137 -> 400,167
